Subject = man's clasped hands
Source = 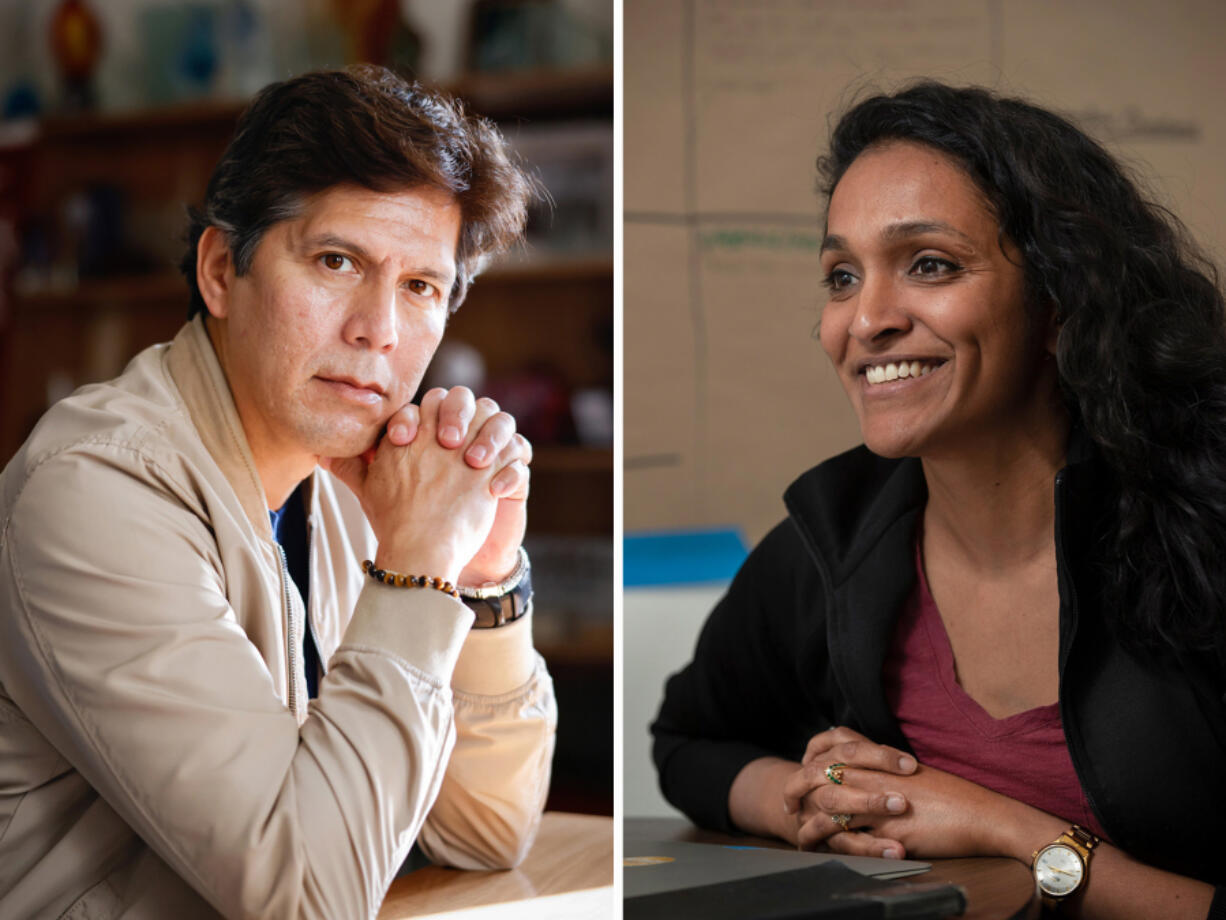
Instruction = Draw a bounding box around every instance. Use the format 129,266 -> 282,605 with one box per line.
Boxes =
322,386 -> 531,590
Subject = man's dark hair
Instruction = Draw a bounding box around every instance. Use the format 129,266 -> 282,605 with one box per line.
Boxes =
181,64 -> 534,317
819,81 -> 1226,662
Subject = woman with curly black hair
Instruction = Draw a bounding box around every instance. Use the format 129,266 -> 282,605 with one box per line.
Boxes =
652,82 -> 1226,918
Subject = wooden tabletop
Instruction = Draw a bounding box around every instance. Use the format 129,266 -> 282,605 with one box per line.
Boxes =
627,816 -> 1038,920
379,812 -> 614,918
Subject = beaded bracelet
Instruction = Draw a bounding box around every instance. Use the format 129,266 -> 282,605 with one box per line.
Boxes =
361,559 -> 460,599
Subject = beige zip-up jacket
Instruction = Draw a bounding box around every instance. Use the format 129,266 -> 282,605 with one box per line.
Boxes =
0,317 -> 557,919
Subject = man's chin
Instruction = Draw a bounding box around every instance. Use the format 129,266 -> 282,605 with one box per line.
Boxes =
310,427 -> 384,464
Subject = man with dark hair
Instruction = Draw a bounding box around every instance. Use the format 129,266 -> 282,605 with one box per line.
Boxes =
0,66 -> 556,919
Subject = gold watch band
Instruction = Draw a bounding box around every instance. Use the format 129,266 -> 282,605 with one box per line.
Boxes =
1065,825 -> 1099,856
1033,824 -> 1101,910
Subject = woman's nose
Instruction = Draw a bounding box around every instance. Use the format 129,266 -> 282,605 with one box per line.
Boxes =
849,275 -> 911,344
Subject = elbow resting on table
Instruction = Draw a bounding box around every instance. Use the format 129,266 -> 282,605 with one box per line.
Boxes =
421,801 -> 545,870
482,809 -> 542,870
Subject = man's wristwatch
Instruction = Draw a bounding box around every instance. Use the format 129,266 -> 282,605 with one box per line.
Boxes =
458,547 -> 532,628
1032,824 -> 1100,909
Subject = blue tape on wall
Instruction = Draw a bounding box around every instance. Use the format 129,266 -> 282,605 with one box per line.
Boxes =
623,528 -> 749,587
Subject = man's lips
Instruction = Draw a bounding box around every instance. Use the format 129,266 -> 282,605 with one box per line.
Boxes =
318,374 -> 386,394
316,375 -> 387,405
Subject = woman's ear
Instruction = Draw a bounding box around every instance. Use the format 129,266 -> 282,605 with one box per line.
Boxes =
1046,320 -> 1061,357
1044,302 -> 1062,357
196,226 -> 233,320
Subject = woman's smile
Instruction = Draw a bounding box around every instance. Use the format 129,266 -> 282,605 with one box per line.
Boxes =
860,358 -> 946,387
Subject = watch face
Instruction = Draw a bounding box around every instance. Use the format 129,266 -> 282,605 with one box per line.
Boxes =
1035,844 -> 1085,897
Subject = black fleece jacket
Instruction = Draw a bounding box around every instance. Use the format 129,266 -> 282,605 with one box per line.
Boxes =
652,443 -> 1226,893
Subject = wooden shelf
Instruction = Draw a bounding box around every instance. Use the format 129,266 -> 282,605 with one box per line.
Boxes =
13,273 -> 188,313
533,445 -> 611,473
452,65 -> 612,121
483,255 -> 612,283
21,66 -> 613,147
36,100 -> 245,144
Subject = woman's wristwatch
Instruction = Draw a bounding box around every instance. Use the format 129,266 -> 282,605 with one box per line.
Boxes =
1032,824 -> 1100,909
458,546 -> 532,628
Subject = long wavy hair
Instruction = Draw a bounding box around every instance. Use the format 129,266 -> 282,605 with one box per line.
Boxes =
818,81 -> 1226,661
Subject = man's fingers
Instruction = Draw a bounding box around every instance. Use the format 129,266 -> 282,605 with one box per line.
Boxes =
488,433 -> 532,496
417,388 -> 447,443
511,432 -> 533,467
385,403 -> 421,446
490,459 -> 530,500
464,401 -> 514,468
320,454 -> 366,496
435,386 -> 476,447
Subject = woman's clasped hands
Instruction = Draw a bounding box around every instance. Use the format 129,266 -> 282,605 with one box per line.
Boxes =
783,726 -> 1016,861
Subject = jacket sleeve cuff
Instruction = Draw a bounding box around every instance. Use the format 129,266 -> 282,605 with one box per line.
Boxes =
654,736 -> 776,834
450,608 -> 538,696
342,582 -> 475,684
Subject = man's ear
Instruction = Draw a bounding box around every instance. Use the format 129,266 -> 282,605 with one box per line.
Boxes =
196,226 -> 234,320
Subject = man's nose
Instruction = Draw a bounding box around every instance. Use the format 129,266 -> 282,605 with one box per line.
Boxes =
343,279 -> 399,352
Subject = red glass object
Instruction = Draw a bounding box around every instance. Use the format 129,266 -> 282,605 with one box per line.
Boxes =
50,0 -> 103,88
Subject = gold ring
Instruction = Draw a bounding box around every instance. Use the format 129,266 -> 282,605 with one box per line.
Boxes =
830,813 -> 852,832
825,762 -> 847,785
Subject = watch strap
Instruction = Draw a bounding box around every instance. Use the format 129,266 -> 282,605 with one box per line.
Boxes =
1063,825 -> 1099,857
460,549 -> 533,628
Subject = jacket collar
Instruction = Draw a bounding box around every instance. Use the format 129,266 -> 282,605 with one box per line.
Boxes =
780,431 -> 1100,747
783,427 -> 1100,586
783,448 -> 926,589
166,315 -> 275,539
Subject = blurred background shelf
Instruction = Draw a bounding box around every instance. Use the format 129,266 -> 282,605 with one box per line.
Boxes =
453,64 -> 612,120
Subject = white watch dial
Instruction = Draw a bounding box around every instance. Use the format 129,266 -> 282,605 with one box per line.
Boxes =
1035,844 -> 1085,896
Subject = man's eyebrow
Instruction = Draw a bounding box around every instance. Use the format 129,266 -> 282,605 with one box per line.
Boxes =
301,233 -> 372,261
300,233 -> 454,283
820,220 -> 975,254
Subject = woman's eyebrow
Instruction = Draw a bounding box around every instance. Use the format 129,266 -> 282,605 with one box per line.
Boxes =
881,220 -> 975,244
820,220 -> 976,254
820,233 -> 848,255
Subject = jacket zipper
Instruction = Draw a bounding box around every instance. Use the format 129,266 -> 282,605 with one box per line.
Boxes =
276,542 -> 298,715
306,516 -> 324,679
1051,469 -> 1105,830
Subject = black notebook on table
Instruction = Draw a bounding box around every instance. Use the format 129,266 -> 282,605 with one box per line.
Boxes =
624,839 -> 967,920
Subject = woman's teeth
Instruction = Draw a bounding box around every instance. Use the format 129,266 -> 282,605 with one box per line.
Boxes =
864,361 -> 939,385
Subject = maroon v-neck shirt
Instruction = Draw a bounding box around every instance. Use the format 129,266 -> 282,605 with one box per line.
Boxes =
881,542 -> 1107,839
